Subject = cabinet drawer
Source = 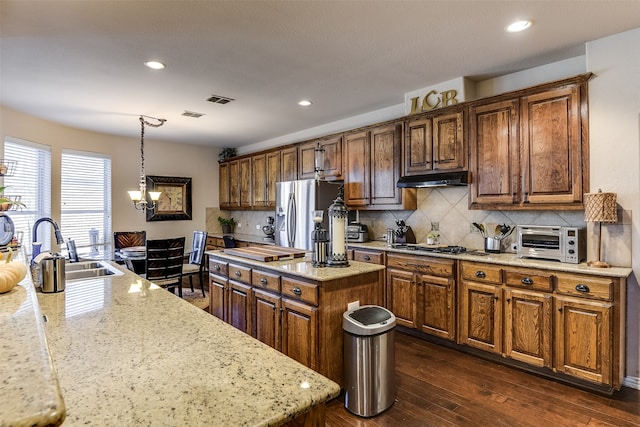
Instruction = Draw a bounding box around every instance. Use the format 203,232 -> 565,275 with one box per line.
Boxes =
555,273 -> 613,301
505,270 -> 552,292
252,269 -> 281,293
461,262 -> 502,284
387,253 -> 454,277
209,259 -> 228,277
353,249 -> 384,264
281,277 -> 319,306
228,263 -> 252,284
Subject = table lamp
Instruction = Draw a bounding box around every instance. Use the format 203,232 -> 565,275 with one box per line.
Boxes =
327,185 -> 349,268
584,189 -> 617,268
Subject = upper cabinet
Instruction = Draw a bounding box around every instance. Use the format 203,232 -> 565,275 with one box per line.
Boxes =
298,136 -> 342,180
343,122 -> 416,210
404,108 -> 465,175
280,146 -> 298,182
469,74 -> 591,210
251,150 -> 281,210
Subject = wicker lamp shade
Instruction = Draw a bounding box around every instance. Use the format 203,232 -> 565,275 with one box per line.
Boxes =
584,190 -> 617,223
584,189 -> 617,268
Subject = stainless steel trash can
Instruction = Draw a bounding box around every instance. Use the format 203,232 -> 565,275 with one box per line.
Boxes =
343,305 -> 396,417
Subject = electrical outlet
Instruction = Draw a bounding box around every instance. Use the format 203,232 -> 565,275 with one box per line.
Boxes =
511,243 -> 518,252
255,224 -> 260,230
347,301 -> 360,311
237,222 -> 241,228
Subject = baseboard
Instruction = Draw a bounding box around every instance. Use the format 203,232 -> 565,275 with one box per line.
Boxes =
623,375 -> 640,390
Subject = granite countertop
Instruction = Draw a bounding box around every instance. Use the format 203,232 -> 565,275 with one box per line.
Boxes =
2,256 -> 340,427
207,250 -> 385,281
0,251 -> 66,427
349,241 -> 633,278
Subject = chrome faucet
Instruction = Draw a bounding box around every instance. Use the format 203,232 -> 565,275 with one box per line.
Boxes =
32,217 -> 64,263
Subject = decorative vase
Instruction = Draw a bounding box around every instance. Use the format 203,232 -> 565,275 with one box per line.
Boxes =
221,225 -> 233,234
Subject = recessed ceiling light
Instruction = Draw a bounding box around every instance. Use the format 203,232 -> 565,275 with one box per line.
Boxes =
298,100 -> 312,107
144,61 -> 166,70
506,20 -> 533,33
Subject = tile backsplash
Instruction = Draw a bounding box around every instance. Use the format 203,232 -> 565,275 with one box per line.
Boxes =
208,187 -> 632,268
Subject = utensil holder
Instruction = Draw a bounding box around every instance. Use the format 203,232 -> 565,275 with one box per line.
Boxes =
484,237 -> 501,254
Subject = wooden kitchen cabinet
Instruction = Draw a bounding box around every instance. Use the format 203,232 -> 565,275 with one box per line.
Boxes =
251,150 -> 280,209
280,146 -> 298,181
343,122 -> 416,210
281,297 -> 318,371
386,253 -> 455,340
298,135 -> 342,180
252,288 -> 282,350
219,162 -> 230,209
239,157 -> 252,209
469,73 -> 591,210
404,108 -> 465,175
459,280 -> 502,354
228,280 -> 252,333
227,159 -> 240,209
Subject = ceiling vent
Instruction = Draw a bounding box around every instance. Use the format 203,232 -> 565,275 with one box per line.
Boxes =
207,94 -> 235,105
182,110 -> 205,118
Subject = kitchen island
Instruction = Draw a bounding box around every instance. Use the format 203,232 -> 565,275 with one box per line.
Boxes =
1,255 -> 340,426
207,249 -> 386,387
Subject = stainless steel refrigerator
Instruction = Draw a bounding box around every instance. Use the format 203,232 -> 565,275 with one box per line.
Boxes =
275,179 -> 339,250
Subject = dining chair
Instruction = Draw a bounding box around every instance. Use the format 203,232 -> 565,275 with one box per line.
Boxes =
146,237 -> 186,298
182,231 -> 207,297
113,231 -> 146,262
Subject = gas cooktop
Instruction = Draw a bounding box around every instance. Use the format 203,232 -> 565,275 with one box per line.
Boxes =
391,244 -> 489,256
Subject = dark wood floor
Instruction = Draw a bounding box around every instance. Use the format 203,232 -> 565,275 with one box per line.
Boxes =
326,332 -> 640,427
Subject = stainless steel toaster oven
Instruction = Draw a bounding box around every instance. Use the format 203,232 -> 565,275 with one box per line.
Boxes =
516,225 -> 586,264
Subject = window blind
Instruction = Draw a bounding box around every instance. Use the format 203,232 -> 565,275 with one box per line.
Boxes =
3,137 -> 52,250
61,150 -> 112,252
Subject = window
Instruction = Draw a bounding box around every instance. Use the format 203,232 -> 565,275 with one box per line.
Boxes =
3,137 -> 52,250
61,150 -> 112,255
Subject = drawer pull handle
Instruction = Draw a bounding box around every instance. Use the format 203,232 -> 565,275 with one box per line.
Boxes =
575,284 -> 590,293
292,286 -> 302,296
363,255 -> 371,261
235,271 -> 242,277
475,271 -> 486,278
260,277 -> 268,285
521,277 -> 533,285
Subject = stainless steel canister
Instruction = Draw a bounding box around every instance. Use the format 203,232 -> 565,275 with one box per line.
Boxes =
386,228 -> 394,247
40,254 -> 66,293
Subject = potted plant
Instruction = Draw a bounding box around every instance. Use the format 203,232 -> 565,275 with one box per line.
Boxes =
218,147 -> 237,163
217,216 -> 236,234
0,186 -> 25,212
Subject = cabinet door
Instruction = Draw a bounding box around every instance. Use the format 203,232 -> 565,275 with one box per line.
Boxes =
404,117 -> 433,175
281,298 -> 318,370
459,281 -> 502,354
239,157 -> 252,209
298,136 -> 342,180
433,110 -> 465,171
280,146 -> 298,181
521,86 -> 582,205
504,288 -> 552,367
219,162 -> 230,209
265,150 -> 280,207
209,275 -> 228,321
343,130 -> 369,207
228,159 -> 240,209
228,280 -> 252,333
386,268 -> 417,329
554,296 -> 612,385
252,288 -> 281,351
252,153 -> 267,207
469,99 -> 519,208
370,123 -> 402,206
419,274 -> 455,341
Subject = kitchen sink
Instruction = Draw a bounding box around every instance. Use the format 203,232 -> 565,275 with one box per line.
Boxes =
65,260 -> 124,281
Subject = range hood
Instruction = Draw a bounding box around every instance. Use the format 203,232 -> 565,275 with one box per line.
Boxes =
396,171 -> 469,188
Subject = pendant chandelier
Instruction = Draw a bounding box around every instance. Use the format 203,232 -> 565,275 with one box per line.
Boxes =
128,115 -> 166,211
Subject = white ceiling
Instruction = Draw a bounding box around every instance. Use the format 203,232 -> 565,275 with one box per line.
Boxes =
2,1 -> 640,149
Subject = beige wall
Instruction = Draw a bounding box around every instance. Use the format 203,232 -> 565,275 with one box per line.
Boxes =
0,106 -> 220,249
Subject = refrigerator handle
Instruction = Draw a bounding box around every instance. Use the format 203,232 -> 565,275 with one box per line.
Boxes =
287,192 -> 296,247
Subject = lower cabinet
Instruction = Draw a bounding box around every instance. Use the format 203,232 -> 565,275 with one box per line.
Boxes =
281,298 -> 318,371
386,253 -> 456,341
458,261 -> 625,391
